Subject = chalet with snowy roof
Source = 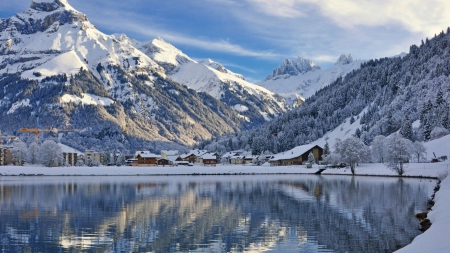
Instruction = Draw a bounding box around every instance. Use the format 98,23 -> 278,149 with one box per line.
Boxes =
269,144 -> 323,166
179,149 -> 208,164
157,158 -> 174,166
244,155 -> 259,164
202,153 -> 217,166
135,150 -> 161,166
221,150 -> 247,164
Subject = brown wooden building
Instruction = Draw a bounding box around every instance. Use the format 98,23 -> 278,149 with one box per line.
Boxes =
135,151 -> 160,166
269,144 -> 323,166
202,153 -> 217,166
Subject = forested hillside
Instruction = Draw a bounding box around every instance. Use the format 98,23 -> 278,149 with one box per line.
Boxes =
200,28 -> 450,155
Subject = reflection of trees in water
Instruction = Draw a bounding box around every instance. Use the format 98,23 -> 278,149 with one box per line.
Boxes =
275,177 -> 431,252
0,177 -> 433,252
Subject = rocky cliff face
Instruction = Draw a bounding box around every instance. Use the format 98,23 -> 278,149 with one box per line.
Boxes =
266,57 -> 321,80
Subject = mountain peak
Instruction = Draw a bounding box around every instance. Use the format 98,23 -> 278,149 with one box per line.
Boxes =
266,56 -> 320,80
30,0 -> 73,12
334,54 -> 353,65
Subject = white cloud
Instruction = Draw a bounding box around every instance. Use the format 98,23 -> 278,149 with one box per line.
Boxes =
93,17 -> 282,59
310,54 -> 338,64
247,0 -> 450,36
248,0 -> 309,18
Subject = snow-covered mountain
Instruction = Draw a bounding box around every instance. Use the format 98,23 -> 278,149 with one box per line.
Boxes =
258,54 -> 364,106
133,38 -> 289,122
0,0 -> 266,151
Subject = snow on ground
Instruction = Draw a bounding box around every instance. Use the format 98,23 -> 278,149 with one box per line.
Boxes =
6,99 -> 31,114
310,108 -> 366,149
423,134 -> 450,158
60,93 -> 114,106
233,104 -> 249,112
21,51 -> 88,80
0,161 -> 447,177
321,162 -> 449,178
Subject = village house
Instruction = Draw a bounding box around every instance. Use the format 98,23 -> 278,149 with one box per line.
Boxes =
63,152 -> 78,166
157,157 -> 175,166
202,153 -> 217,166
84,150 -> 104,165
269,144 -> 323,166
0,146 -> 12,165
135,150 -> 160,166
179,149 -> 208,164
221,150 -> 247,164
243,155 -> 259,164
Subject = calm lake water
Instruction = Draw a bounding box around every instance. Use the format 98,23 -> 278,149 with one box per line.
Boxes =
0,175 -> 436,253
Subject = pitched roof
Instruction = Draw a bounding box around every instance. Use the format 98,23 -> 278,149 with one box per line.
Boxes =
166,155 -> 181,162
201,153 -> 217,160
136,150 -> 160,158
180,149 -> 208,158
270,144 -> 322,161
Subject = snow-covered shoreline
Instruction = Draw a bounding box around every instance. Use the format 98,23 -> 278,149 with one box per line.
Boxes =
0,162 -> 447,177
395,175 -> 450,253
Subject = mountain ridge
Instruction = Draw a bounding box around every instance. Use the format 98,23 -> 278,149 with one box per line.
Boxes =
258,54 -> 364,107
0,0 -> 258,152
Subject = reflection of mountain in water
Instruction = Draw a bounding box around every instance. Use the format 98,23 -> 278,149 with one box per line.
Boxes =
0,176 -> 433,252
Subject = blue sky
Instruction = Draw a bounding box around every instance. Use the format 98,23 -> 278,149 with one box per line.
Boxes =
2,0 -> 450,82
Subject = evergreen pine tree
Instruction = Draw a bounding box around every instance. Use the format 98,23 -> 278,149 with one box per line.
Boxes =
350,116 -> 355,124
323,141 -> 330,157
423,120 -> 432,141
103,147 -> 111,166
442,112 -> 450,130
112,148 -> 118,165
355,128 -> 361,138
435,89 -> 444,106
116,152 -> 126,166
307,152 -> 316,164
400,115 -> 413,140
87,157 -> 93,167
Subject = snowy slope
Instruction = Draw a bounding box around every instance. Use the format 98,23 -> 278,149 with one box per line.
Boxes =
134,38 -> 289,121
0,2 -> 159,81
0,0 -> 251,150
258,54 -> 364,106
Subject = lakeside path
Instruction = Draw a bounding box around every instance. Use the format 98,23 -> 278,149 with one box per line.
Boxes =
1,161 -> 449,252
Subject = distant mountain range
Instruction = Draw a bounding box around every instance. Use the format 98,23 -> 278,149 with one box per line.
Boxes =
258,54 -> 364,107
0,0 -> 367,153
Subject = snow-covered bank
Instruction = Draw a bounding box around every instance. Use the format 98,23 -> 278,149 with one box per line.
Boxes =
0,162 -> 448,177
322,161 -> 449,178
396,175 -> 450,253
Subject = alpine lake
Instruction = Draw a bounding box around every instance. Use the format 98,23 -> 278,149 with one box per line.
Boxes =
0,174 -> 436,253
